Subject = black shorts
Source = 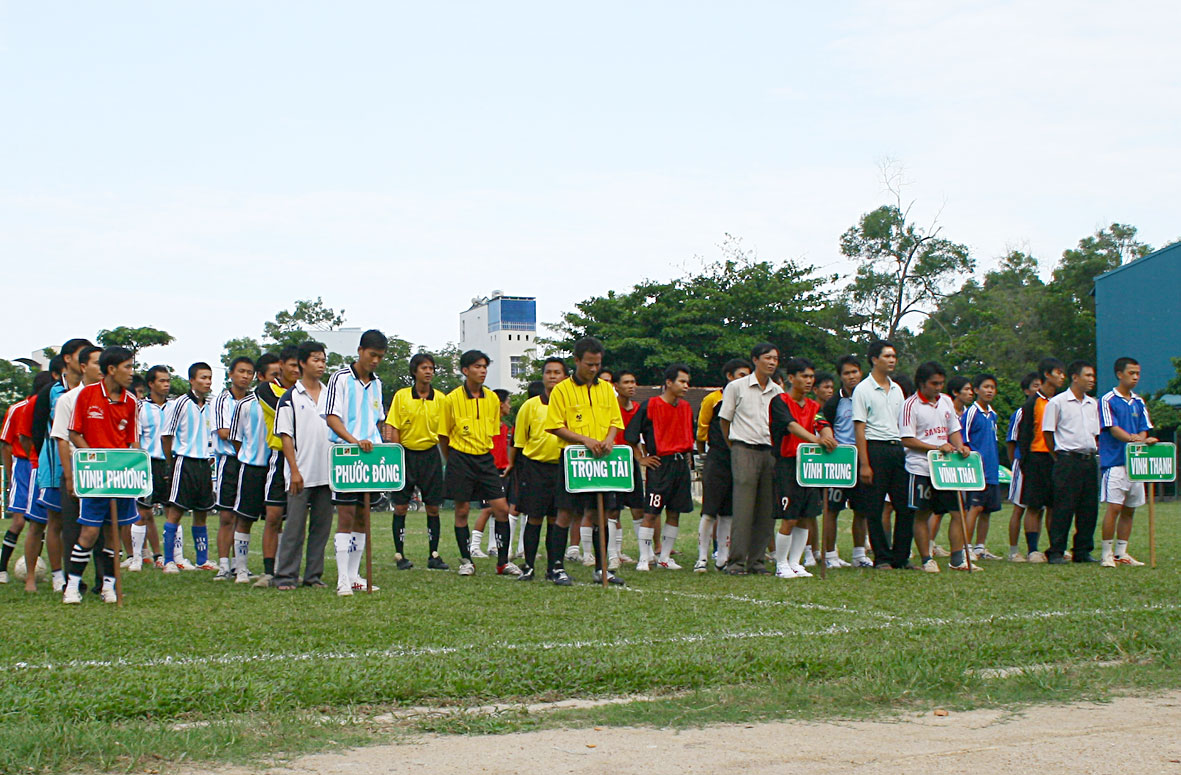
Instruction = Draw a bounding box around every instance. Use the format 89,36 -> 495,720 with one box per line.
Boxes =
613,462 -> 646,512
233,463 -> 267,520
392,447 -> 444,506
966,483 -> 1003,514
480,467 -> 510,508
168,456 -> 214,512
555,463 -> 614,514
644,454 -> 694,515
775,457 -> 821,520
700,451 -> 733,517
826,486 -> 853,515
264,451 -> 287,507
906,473 -> 960,515
332,490 -> 373,506
137,457 -> 170,508
1020,451 -> 1054,511
214,455 -> 241,511
518,457 -> 560,518
445,450 -> 505,504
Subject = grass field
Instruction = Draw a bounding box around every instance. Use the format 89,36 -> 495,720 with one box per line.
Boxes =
2,501 -> 1179,774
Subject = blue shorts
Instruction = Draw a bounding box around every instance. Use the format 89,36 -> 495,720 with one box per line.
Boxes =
965,484 -> 1003,514
37,486 -> 62,513
78,497 -> 138,526
7,457 -> 31,515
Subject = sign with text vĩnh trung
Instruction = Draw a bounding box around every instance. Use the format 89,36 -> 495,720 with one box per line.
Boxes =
1125,442 -> 1176,482
329,444 -> 406,493
927,450 -> 986,492
72,449 -> 152,498
795,444 -> 858,488
563,445 -> 634,493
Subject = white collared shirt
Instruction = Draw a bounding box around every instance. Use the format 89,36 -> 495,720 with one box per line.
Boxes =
851,375 -> 903,441
275,380 -> 330,487
1041,390 -> 1099,453
718,373 -> 783,446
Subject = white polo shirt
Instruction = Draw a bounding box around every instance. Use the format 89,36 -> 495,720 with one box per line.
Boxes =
275,380 -> 330,488
1041,390 -> 1099,453
718,373 -> 783,446
50,385 -> 85,451
851,375 -> 903,441
900,393 -> 961,476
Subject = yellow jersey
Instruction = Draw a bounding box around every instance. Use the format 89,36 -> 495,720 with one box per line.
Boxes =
543,376 -> 623,447
514,394 -> 563,463
256,381 -> 288,451
384,386 -> 444,451
697,389 -> 723,443
440,383 -> 502,456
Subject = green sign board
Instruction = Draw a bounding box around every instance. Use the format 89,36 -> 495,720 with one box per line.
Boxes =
72,449 -> 152,498
927,450 -> 986,492
998,466 -> 1013,485
563,445 -> 634,493
328,444 -> 406,493
1125,442 -> 1176,482
795,444 -> 858,488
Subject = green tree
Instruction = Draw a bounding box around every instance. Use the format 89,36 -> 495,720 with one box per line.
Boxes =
220,337 -> 263,370
262,297 -> 346,350
96,326 -> 175,367
0,359 -> 37,416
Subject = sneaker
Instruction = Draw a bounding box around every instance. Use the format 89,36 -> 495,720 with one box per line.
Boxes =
336,583 -> 353,597
1008,551 -> 1027,563
803,552 -> 817,568
62,587 -> 83,604
352,580 -> 380,591
457,559 -> 475,576
581,552 -> 597,567
427,553 -> 450,571
931,544 -> 950,558
551,568 -> 573,586
1063,551 -> 1073,562
976,549 -> 1004,561
1027,551 -> 1047,564
213,568 -> 233,581
517,565 -> 535,581
497,562 -> 522,576
658,558 -> 682,570
693,559 -> 708,573
154,557 -> 166,569
853,556 -> 875,568
101,587 -> 118,604
163,562 -> 180,574
396,555 -> 414,571
1100,554 -> 1117,568
564,546 -> 581,562
791,564 -> 813,578
0,571 -> 7,584
120,556 -> 134,569
128,559 -> 143,572
176,557 -> 197,571
235,571 -> 251,583
922,558 -> 940,573
592,569 -> 625,586
635,560 -> 650,572
1115,553 -> 1145,566
608,556 -> 621,572
52,577 -> 65,593
252,572 -> 273,588
775,562 -> 794,579
618,552 -> 635,563
195,561 -> 219,572
469,547 -> 488,559
949,561 -> 983,572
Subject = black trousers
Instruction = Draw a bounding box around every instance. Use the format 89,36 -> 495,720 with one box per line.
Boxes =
1048,453 -> 1098,559
860,441 -> 914,568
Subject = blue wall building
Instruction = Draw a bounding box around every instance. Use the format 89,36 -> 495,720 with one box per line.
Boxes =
1094,241 -> 1180,396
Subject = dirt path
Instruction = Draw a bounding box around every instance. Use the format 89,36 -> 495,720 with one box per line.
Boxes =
209,692 -> 1181,774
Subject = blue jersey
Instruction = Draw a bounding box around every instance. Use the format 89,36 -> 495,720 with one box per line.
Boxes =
165,392 -> 212,460
961,402 -> 1000,485
36,382 -> 68,489
323,365 -> 384,444
1098,389 -> 1152,471
211,390 -> 239,458
1006,408 -> 1022,461
230,392 -> 271,468
138,397 -> 170,460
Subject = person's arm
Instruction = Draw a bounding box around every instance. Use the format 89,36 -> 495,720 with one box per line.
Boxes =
31,388 -> 51,455
69,430 -> 88,450
59,438 -> 75,498
1042,430 -> 1056,458
949,429 -> 970,457
325,414 -> 372,452
1041,400 -> 1058,459
438,433 -> 450,462
1006,440 -> 1017,464
623,403 -> 656,468
161,435 -> 173,460
18,433 -> 35,461
281,434 -> 303,495
854,421 -> 872,485
1,442 -> 11,492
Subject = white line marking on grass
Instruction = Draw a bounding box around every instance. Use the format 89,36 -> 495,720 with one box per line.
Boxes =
10,603 -> 1177,673
970,659 -> 1130,679
620,587 -> 893,618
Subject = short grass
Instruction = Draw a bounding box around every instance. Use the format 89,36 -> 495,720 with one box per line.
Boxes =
2,502 -> 1179,774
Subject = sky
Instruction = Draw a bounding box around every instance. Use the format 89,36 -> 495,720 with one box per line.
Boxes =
2,1 -> 1178,374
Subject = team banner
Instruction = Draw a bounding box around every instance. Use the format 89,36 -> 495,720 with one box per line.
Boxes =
1125,442 -> 1176,483
795,444 -> 858,488
72,449 -> 153,498
927,450 -> 986,492
328,444 -> 406,493
563,445 -> 634,493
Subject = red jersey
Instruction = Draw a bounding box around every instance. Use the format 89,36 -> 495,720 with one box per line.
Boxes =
769,394 -> 828,458
616,400 -> 639,445
491,422 -> 510,469
70,381 -> 138,449
624,396 -> 694,455
1,399 -> 32,460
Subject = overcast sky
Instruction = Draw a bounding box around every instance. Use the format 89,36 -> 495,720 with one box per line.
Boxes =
2,1 -> 1178,373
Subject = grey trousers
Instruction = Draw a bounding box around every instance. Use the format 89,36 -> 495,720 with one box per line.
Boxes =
274,485 -> 334,587
727,443 -> 776,572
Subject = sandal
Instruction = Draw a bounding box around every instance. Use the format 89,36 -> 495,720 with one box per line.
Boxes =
277,584 -> 297,591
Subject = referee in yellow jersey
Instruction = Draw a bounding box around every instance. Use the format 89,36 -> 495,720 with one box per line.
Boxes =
439,350 -> 519,577
381,353 -> 448,571
544,337 -> 626,585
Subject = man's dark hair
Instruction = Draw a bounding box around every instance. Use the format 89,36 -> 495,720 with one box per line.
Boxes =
750,342 -> 778,361
359,329 -> 387,351
914,361 -> 946,387
612,369 -> 636,384
527,380 -> 545,398
298,341 -> 326,364
48,355 -> 65,378
187,361 -> 213,380
100,346 -> 134,376
867,340 -> 896,364
836,354 -> 862,374
278,345 -> 299,363
256,353 -> 280,375
814,371 -> 834,387
1114,356 -> 1139,375
1020,371 -> 1040,391
229,356 -> 256,374
78,346 -> 102,370
543,356 -> 569,375
947,375 -> 971,395
663,363 -> 691,384
1067,360 -> 1094,380
573,336 -> 605,360
722,358 -> 752,379
782,357 -> 814,377
460,350 -> 490,369
494,388 -> 511,403
32,370 -> 56,392
972,373 -> 997,390
61,338 -> 93,360
131,375 -> 147,394
894,373 -> 915,398
1038,357 -> 1066,380
146,365 -> 170,385
410,352 -> 436,374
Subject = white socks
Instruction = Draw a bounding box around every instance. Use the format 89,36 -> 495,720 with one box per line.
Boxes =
607,521 -> 620,561
612,521 -> 624,557
715,516 -> 732,566
334,533 -> 351,588
637,526 -> 655,562
131,524 -> 147,561
508,514 -> 519,553
173,527 -> 184,563
774,532 -> 790,565
233,531 -> 250,574
698,515 -> 716,562
349,531 -> 366,582
580,526 -> 593,557
788,527 -> 809,568
470,529 -> 484,554
1115,539 -> 1128,557
659,525 -> 679,562
852,546 -> 867,561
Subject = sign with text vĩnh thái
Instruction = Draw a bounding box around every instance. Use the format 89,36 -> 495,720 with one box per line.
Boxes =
1125,442 -> 1176,482
72,449 -> 153,498
563,445 -> 634,493
927,450 -> 986,492
795,444 -> 858,488
328,444 -> 406,493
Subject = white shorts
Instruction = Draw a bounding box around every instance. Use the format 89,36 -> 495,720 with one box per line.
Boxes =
1008,460 -> 1025,509
1101,466 -> 1146,508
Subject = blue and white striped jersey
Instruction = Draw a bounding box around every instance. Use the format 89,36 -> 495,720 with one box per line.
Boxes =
164,392 -> 212,460
138,397 -> 171,460
322,365 -> 384,444
211,390 -> 239,457
230,392 -> 271,468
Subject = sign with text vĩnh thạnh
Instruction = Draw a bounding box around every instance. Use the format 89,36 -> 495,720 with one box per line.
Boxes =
328,444 -> 406,493
72,449 -> 152,498
1125,442 -> 1176,482
795,444 -> 858,488
927,450 -> 986,492
563,445 -> 634,493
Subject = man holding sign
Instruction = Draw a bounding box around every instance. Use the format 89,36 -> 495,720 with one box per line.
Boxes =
63,346 -> 139,604
1098,357 -> 1156,567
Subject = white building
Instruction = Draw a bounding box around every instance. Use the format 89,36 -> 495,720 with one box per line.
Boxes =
459,292 -> 537,390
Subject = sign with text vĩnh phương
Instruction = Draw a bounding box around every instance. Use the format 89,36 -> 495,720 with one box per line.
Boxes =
328,444 -> 406,492
72,449 -> 153,498
563,445 -> 634,493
